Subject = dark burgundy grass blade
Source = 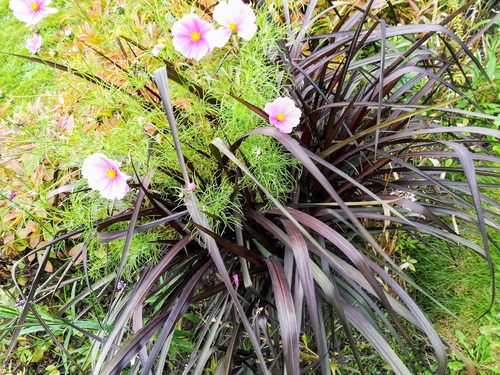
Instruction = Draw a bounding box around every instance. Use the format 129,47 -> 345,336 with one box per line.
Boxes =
192,222 -> 264,267
92,235 -> 193,374
103,261 -> 214,375
0,52 -> 153,110
245,208 -> 365,370
244,127 -> 398,266
3,228 -> 85,363
112,172 -> 150,289
30,307 -> 85,373
183,192 -> 270,373
438,141 -> 496,314
281,220 -> 330,374
342,302 -> 413,375
264,257 -> 300,375
97,209 -> 188,242
269,207 -> 430,371
154,66 -> 270,373
227,93 -> 268,120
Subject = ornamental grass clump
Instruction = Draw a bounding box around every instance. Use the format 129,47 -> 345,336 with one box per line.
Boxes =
2,1 -> 500,374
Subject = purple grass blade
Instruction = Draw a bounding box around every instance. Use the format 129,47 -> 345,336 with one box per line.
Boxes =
246,209 -> 366,370
92,235 -> 193,374
97,210 -> 188,242
3,227 -> 83,363
268,207 -> 425,367
245,127 -> 399,266
368,261 -> 448,374
438,140 -> 496,314
264,257 -> 300,374
30,307 -> 85,373
342,302 -> 412,375
184,191 -> 270,374
113,171 -> 151,289
124,262 -> 213,375
281,220 -> 330,374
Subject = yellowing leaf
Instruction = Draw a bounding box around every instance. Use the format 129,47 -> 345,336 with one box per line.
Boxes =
46,364 -> 60,375
27,220 -> 39,233
0,101 -> 11,116
68,243 -> 84,264
3,212 -> 21,223
17,275 -> 27,286
44,260 -> 53,273
31,346 -> 45,362
17,228 -> 31,239
29,234 -> 41,249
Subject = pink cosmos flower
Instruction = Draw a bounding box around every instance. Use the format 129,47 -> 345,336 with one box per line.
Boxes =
151,43 -> 165,57
81,153 -> 130,200
171,14 -> 213,61
26,34 -> 42,54
207,0 -> 258,48
264,97 -> 301,133
9,0 -> 58,26
186,182 -> 196,191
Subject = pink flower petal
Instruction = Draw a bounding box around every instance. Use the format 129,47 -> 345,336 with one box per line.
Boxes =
151,43 -> 165,57
210,0 -> 257,47
172,14 -> 213,60
81,153 -> 130,200
264,97 -> 301,133
26,34 -> 42,54
212,1 -> 233,26
10,0 -> 58,25
100,177 -> 129,200
207,28 -> 231,49
237,22 -> 258,41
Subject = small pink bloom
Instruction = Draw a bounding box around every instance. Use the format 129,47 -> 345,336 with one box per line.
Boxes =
207,0 -> 257,48
151,43 -> 165,57
81,153 -> 130,200
6,190 -> 17,200
186,182 -> 196,191
233,274 -> 239,286
64,27 -> 73,36
171,14 -> 213,61
26,34 -> 42,54
264,97 -> 301,133
9,0 -> 58,26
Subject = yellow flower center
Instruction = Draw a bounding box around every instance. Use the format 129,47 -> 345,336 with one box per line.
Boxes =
276,113 -> 285,121
229,23 -> 237,33
191,32 -> 201,42
31,2 -> 40,10
107,169 -> 117,179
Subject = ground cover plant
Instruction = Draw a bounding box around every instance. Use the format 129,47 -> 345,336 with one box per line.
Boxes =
1,0 -> 500,374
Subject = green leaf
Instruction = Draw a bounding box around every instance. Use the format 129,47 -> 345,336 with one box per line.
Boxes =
31,346 -> 46,362
182,313 -> 201,323
447,361 -> 465,371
